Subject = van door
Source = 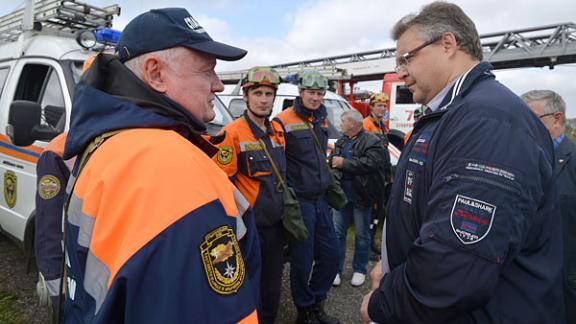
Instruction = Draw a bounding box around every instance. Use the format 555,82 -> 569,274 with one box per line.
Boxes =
389,83 -> 419,135
0,58 -> 69,243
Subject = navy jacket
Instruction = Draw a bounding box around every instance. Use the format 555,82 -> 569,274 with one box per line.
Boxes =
274,99 -> 331,200
368,62 -> 564,323
555,136 -> 576,323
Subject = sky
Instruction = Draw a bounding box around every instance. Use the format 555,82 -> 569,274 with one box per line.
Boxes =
2,0 -> 575,117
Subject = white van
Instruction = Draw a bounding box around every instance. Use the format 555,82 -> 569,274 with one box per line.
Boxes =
219,83 -> 401,164
0,2 -> 232,255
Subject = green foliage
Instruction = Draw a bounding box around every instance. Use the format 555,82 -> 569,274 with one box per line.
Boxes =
0,291 -> 25,324
566,125 -> 576,141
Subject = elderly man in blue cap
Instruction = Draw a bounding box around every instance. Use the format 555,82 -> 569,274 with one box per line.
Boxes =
62,8 -> 261,323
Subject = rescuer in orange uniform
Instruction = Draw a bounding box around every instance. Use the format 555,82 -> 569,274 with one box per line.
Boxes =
363,92 -> 390,143
274,70 -> 340,324
62,8 -> 261,323
213,66 -> 286,324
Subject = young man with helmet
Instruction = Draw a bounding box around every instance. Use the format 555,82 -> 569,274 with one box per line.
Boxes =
274,70 -> 340,324
363,92 -> 390,140
213,66 -> 285,324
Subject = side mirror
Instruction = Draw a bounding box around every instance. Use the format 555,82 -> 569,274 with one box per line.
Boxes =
7,100 -> 60,146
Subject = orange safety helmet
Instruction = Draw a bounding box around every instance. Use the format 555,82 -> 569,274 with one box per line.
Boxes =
369,92 -> 389,106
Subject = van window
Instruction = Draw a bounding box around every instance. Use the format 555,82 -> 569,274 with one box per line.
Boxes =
14,64 -> 66,132
14,64 -> 50,102
41,69 -> 65,108
0,67 -> 9,99
324,99 -> 349,132
395,85 -> 415,104
229,98 -> 247,118
282,99 -> 294,110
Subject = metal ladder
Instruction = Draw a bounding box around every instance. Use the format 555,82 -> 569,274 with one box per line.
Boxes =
0,0 -> 120,43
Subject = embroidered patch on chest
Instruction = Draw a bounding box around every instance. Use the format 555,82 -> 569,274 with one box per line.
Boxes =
200,226 -> 245,295
408,131 -> 431,166
450,195 -> 496,244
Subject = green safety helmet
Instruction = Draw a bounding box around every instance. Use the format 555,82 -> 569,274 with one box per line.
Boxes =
298,70 -> 328,91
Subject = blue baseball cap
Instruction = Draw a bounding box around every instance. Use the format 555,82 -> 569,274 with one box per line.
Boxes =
116,8 -> 247,62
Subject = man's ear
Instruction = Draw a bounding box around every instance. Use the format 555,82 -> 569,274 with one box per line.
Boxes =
442,32 -> 459,56
142,56 -> 166,93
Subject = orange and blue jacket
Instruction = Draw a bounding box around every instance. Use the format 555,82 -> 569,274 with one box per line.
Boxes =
273,98 -> 331,200
62,54 -> 260,323
363,115 -> 389,148
213,111 -> 286,228
35,132 -> 75,307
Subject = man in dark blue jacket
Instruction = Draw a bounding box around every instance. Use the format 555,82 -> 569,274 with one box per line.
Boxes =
522,90 -> 576,324
360,2 -> 564,323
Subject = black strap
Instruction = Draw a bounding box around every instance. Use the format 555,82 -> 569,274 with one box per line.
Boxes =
240,116 -> 285,192
302,119 -> 332,173
257,139 -> 286,193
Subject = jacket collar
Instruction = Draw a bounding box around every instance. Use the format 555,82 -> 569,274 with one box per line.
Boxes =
293,97 -> 327,124
242,110 -> 273,139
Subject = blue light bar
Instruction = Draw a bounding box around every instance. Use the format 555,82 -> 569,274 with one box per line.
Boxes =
94,28 -> 121,45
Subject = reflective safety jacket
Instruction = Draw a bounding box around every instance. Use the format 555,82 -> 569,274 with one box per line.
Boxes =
63,54 -> 260,324
35,132 -> 74,306
363,115 -> 389,147
368,62 -> 564,323
213,111 -> 286,228
273,98 -> 331,200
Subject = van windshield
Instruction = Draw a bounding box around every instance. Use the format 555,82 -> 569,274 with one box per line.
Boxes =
324,98 -> 351,132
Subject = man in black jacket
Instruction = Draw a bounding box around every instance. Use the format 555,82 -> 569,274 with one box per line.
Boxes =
330,109 -> 388,287
522,89 -> 576,324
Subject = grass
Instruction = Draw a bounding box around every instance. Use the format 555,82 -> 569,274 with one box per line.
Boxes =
0,291 -> 25,324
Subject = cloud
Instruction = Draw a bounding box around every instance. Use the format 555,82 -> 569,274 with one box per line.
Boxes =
23,0 -> 571,116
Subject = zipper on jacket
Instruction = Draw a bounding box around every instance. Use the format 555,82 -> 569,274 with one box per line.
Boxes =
443,173 -> 520,195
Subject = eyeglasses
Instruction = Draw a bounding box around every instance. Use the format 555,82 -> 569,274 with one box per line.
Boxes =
538,113 -> 556,118
394,36 -> 442,73
538,112 -> 556,119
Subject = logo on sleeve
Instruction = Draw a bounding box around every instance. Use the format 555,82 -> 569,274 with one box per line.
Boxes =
450,195 -> 496,244
200,226 -> 245,295
39,175 -> 61,200
217,146 -> 233,165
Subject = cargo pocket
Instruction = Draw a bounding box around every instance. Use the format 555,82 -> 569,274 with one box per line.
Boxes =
246,151 -> 272,178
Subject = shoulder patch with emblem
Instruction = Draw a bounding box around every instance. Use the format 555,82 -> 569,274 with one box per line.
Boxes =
38,175 -> 61,200
450,194 -> 496,244
200,226 -> 245,295
217,146 -> 233,165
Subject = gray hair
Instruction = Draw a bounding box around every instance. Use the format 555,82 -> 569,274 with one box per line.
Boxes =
391,1 -> 483,61
521,90 -> 566,116
123,47 -> 187,79
341,109 -> 364,125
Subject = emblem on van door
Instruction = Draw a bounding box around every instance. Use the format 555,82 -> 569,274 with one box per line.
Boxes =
4,171 -> 17,208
